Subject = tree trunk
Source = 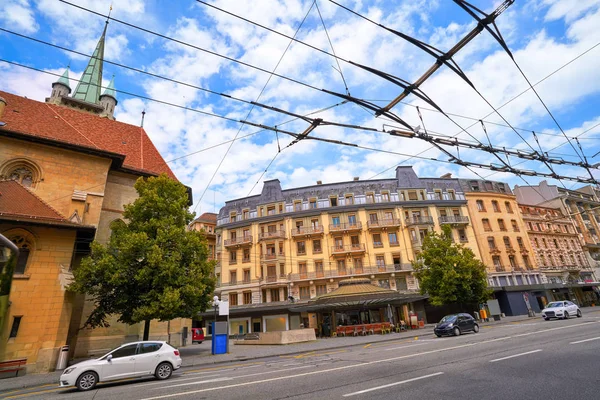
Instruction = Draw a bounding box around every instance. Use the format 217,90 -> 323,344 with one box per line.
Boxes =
143,320 -> 150,341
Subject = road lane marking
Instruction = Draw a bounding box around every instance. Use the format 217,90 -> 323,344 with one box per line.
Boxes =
138,337 -> 513,400
159,365 -> 313,390
133,374 -> 222,387
570,336 -> 600,344
511,321 -> 598,337
183,362 -> 263,374
293,351 -> 316,359
139,322 -> 595,400
299,350 -> 346,358
0,384 -> 58,397
363,344 -> 371,348
158,377 -> 233,389
3,388 -> 65,399
342,372 -> 444,397
489,349 -> 542,363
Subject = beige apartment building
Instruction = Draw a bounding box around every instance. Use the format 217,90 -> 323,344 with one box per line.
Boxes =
209,167 -> 481,335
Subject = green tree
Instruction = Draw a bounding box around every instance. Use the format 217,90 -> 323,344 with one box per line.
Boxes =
412,225 -> 490,307
70,174 -> 215,340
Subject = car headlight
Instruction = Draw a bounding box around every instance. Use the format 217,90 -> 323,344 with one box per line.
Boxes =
63,367 -> 76,375
447,323 -> 453,328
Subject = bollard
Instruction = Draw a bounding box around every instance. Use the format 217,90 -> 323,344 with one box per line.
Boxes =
56,345 -> 69,370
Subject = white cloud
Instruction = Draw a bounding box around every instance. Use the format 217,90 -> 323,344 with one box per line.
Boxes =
1,0 -> 39,34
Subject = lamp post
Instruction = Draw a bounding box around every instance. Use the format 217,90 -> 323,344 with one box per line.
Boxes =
212,295 -> 219,338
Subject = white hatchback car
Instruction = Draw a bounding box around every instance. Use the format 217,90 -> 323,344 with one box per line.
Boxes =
59,341 -> 182,391
541,300 -> 582,321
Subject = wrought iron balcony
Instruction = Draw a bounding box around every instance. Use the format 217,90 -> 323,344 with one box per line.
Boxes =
439,215 -> 469,225
405,216 -> 434,226
366,218 -> 401,230
330,243 -> 366,255
258,230 -> 286,240
329,222 -> 363,232
224,235 -> 253,247
288,264 -> 413,281
290,226 -> 324,237
261,252 -> 285,261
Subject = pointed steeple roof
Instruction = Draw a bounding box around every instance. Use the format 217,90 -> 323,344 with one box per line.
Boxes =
54,66 -> 71,91
101,75 -> 116,100
72,21 -> 107,104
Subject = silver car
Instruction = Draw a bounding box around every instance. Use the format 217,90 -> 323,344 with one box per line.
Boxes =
59,341 -> 182,391
541,301 -> 582,320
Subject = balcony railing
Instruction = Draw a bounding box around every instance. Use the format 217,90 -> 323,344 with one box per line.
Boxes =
495,266 -> 505,272
259,230 -> 286,240
331,243 -> 366,254
289,264 -> 413,281
262,252 -> 285,261
329,222 -> 362,232
216,278 -> 260,288
367,218 -> 402,229
439,215 -> 469,225
291,226 -> 324,237
224,235 -> 253,247
405,216 -> 434,226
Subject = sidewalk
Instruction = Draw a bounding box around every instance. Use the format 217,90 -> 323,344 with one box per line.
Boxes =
0,313 -> 541,393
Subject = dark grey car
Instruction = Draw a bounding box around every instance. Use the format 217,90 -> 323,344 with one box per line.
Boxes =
434,313 -> 479,337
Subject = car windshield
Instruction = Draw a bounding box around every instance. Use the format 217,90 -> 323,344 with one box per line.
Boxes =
546,302 -> 564,308
439,315 -> 457,323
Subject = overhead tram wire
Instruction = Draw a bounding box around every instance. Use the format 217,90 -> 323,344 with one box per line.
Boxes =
368,40 -> 600,179
7,26 -> 596,160
330,0 -> 578,187
451,0 -> 595,183
218,0 -> 317,203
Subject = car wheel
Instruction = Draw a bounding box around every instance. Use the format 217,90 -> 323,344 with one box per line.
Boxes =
577,309 -> 582,318
76,371 -> 98,391
473,324 -> 479,333
543,317 -> 549,321
435,333 -> 442,338
453,327 -> 461,336
563,311 -> 570,319
155,362 -> 173,380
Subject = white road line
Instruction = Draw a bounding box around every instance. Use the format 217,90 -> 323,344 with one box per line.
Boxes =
570,336 -> 600,344
489,349 -> 542,363
136,374 -> 222,387
342,372 -> 444,397
158,365 -> 313,389
139,322 -> 595,400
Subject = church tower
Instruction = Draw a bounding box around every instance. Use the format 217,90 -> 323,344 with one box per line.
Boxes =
45,19 -> 117,120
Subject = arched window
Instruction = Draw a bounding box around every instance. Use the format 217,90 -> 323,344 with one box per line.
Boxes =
1,159 -> 42,189
10,235 -> 33,274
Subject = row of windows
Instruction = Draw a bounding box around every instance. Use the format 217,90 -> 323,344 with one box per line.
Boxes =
526,221 -> 573,234
476,199 -> 513,213
482,218 -> 519,232
536,253 -> 585,267
532,237 -> 580,250
221,190 -> 464,225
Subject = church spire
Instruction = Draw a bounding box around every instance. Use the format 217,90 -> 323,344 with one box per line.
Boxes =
55,66 -> 71,92
72,21 -> 108,104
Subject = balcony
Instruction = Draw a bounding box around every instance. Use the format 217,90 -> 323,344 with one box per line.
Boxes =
291,226 -> 324,238
494,266 -> 505,272
329,222 -> 363,233
216,278 -> 260,288
259,274 -> 290,285
439,215 -> 469,225
261,252 -> 285,261
405,216 -> 434,226
224,235 -> 253,248
258,230 -> 286,241
289,264 -> 413,281
367,218 -> 402,230
330,243 -> 366,255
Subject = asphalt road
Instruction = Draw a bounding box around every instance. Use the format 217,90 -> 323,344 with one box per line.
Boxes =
3,313 -> 600,400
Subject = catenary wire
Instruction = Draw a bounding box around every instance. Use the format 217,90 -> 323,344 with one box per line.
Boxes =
196,0 -> 317,209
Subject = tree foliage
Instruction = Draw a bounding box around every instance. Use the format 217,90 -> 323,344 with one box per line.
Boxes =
70,174 -> 215,335
412,225 -> 491,306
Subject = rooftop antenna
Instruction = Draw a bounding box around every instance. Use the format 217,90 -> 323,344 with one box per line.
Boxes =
140,109 -> 146,127
107,4 -> 113,22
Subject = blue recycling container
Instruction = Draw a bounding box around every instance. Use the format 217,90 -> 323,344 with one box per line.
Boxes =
211,322 -> 228,355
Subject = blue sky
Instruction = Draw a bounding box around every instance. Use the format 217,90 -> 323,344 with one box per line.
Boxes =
1,0 -> 599,213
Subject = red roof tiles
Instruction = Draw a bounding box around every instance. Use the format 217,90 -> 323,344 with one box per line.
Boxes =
0,180 -> 77,226
0,91 -> 176,179
196,212 -> 217,224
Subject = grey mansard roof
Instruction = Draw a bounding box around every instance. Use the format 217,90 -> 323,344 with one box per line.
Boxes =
218,166 -> 466,220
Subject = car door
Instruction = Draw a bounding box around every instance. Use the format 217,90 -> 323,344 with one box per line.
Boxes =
464,315 -> 475,331
567,301 -> 577,315
101,344 -> 138,381
457,316 -> 468,331
134,342 -> 163,376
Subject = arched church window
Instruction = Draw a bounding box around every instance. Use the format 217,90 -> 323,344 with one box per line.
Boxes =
1,159 -> 41,188
10,235 -> 33,274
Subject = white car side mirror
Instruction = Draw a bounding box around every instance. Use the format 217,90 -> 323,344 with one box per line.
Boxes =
107,354 -> 113,362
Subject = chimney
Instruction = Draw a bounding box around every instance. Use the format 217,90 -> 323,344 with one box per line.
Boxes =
316,180 -> 322,185
440,173 -> 452,178
353,177 -> 359,181
0,97 -> 6,125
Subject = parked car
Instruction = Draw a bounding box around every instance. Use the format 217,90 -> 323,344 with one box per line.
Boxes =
434,313 -> 479,337
192,328 -> 205,344
59,341 -> 182,391
541,301 -> 582,320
